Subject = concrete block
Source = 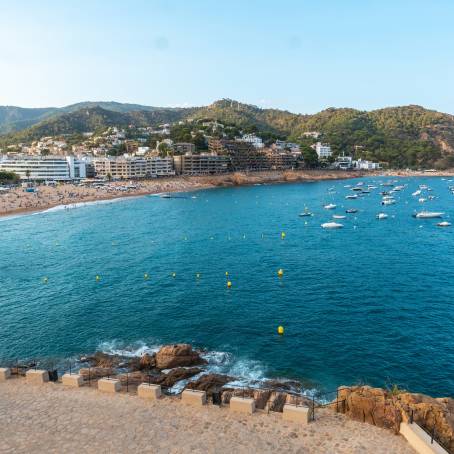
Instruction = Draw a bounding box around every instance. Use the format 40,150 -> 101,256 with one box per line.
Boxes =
97,377 -> 121,393
181,389 -> 206,406
230,396 -> 256,414
138,383 -> 161,400
0,368 -> 11,381
62,373 -> 83,388
400,422 -> 448,454
26,369 -> 49,384
283,404 -> 312,424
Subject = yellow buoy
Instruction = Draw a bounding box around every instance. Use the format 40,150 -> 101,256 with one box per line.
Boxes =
96,275 -> 100,282
281,232 -> 286,239
144,273 -> 149,280
227,281 -> 232,288
278,326 -> 284,335
277,268 -> 284,278
225,271 -> 229,277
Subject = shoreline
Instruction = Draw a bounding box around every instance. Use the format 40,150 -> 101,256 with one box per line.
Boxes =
0,169 -> 364,218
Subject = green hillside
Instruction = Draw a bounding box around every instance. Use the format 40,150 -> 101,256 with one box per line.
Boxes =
1,99 -> 454,168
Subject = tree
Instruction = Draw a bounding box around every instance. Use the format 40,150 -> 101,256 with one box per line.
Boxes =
157,142 -> 172,157
0,171 -> 19,184
301,146 -> 319,168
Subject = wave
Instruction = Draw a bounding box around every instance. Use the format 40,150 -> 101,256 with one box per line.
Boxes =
41,197 -> 130,214
97,340 -> 314,395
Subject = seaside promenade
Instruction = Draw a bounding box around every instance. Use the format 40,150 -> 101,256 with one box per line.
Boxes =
0,378 -> 414,453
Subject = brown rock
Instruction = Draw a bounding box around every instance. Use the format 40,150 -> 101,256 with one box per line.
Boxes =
148,367 -> 202,388
185,374 -> 232,396
79,367 -> 114,379
155,344 -> 206,369
139,353 -> 156,370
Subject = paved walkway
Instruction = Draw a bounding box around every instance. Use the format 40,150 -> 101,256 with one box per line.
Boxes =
0,379 -> 414,453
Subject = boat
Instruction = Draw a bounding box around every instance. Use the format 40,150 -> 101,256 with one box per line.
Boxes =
299,209 -> 313,217
437,221 -> 451,227
352,187 -> 363,192
413,211 -> 444,219
333,215 -> 346,219
412,190 -> 421,196
345,195 -> 358,199
376,213 -> 388,220
324,203 -> 336,210
418,198 -> 427,203
382,199 -> 396,205
346,209 -> 358,213
321,222 -> 343,229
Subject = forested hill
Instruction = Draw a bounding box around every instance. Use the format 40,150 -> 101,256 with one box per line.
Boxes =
1,99 -> 454,168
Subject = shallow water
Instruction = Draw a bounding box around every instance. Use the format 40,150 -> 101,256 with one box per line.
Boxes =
1,176 -> 454,396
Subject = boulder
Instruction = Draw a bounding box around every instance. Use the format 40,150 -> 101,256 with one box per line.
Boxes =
155,344 -> 206,369
337,385 -> 454,447
147,367 -> 202,388
139,353 -> 156,370
185,374 -> 232,396
79,367 -> 114,380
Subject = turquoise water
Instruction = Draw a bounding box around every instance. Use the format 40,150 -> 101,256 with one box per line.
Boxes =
1,177 -> 454,396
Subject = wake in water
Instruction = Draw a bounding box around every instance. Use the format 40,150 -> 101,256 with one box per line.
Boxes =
96,340 -> 318,398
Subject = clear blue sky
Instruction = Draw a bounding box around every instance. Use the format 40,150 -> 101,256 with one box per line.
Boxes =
1,0 -> 453,113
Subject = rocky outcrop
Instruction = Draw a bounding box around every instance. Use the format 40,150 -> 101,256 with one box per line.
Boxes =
185,374 -> 232,396
147,367 -> 202,388
155,344 -> 206,369
337,385 -> 454,451
139,353 -> 156,370
79,367 -> 114,379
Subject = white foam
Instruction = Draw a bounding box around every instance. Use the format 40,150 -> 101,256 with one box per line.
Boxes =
98,340 -> 160,358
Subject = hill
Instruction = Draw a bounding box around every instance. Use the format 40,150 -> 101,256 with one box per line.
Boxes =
0,106 -> 58,134
1,99 -> 454,168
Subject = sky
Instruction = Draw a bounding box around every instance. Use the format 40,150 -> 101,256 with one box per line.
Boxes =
0,0 -> 453,114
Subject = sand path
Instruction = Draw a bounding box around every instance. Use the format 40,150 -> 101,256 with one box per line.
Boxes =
0,379 -> 414,453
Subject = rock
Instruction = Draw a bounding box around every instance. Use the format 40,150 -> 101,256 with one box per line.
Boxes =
337,385 -> 454,448
79,367 -> 114,379
139,353 -> 156,370
337,386 -> 401,432
155,344 -> 206,369
147,367 -> 202,388
85,352 -> 120,368
185,374 -> 232,396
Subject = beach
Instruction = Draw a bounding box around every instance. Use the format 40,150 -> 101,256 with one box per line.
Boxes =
0,170 -> 362,217
0,378 -> 414,454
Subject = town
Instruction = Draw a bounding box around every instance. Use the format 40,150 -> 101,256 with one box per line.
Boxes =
0,119 -> 379,183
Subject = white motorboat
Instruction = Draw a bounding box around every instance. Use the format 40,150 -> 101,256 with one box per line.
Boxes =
413,211 -> 444,219
324,203 -> 336,210
418,198 -> 427,203
345,195 -> 358,199
382,199 -> 396,205
376,213 -> 388,220
299,209 -> 313,217
412,190 -> 421,196
321,222 -> 343,229
333,215 -> 346,219
437,221 -> 451,227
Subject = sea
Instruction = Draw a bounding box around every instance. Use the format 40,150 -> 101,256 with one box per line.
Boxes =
1,176 -> 453,397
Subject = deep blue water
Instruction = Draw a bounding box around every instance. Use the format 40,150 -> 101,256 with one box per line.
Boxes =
1,176 -> 454,397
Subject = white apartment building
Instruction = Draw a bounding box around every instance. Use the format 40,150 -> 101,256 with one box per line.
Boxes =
92,157 -> 174,179
314,142 -> 332,159
0,156 -> 86,181
354,159 -> 380,170
237,134 -> 264,148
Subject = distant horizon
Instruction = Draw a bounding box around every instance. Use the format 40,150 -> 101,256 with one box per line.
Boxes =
2,98 -> 453,116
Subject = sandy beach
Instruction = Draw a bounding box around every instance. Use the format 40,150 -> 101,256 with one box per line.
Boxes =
0,170 -> 363,218
0,378 -> 414,454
